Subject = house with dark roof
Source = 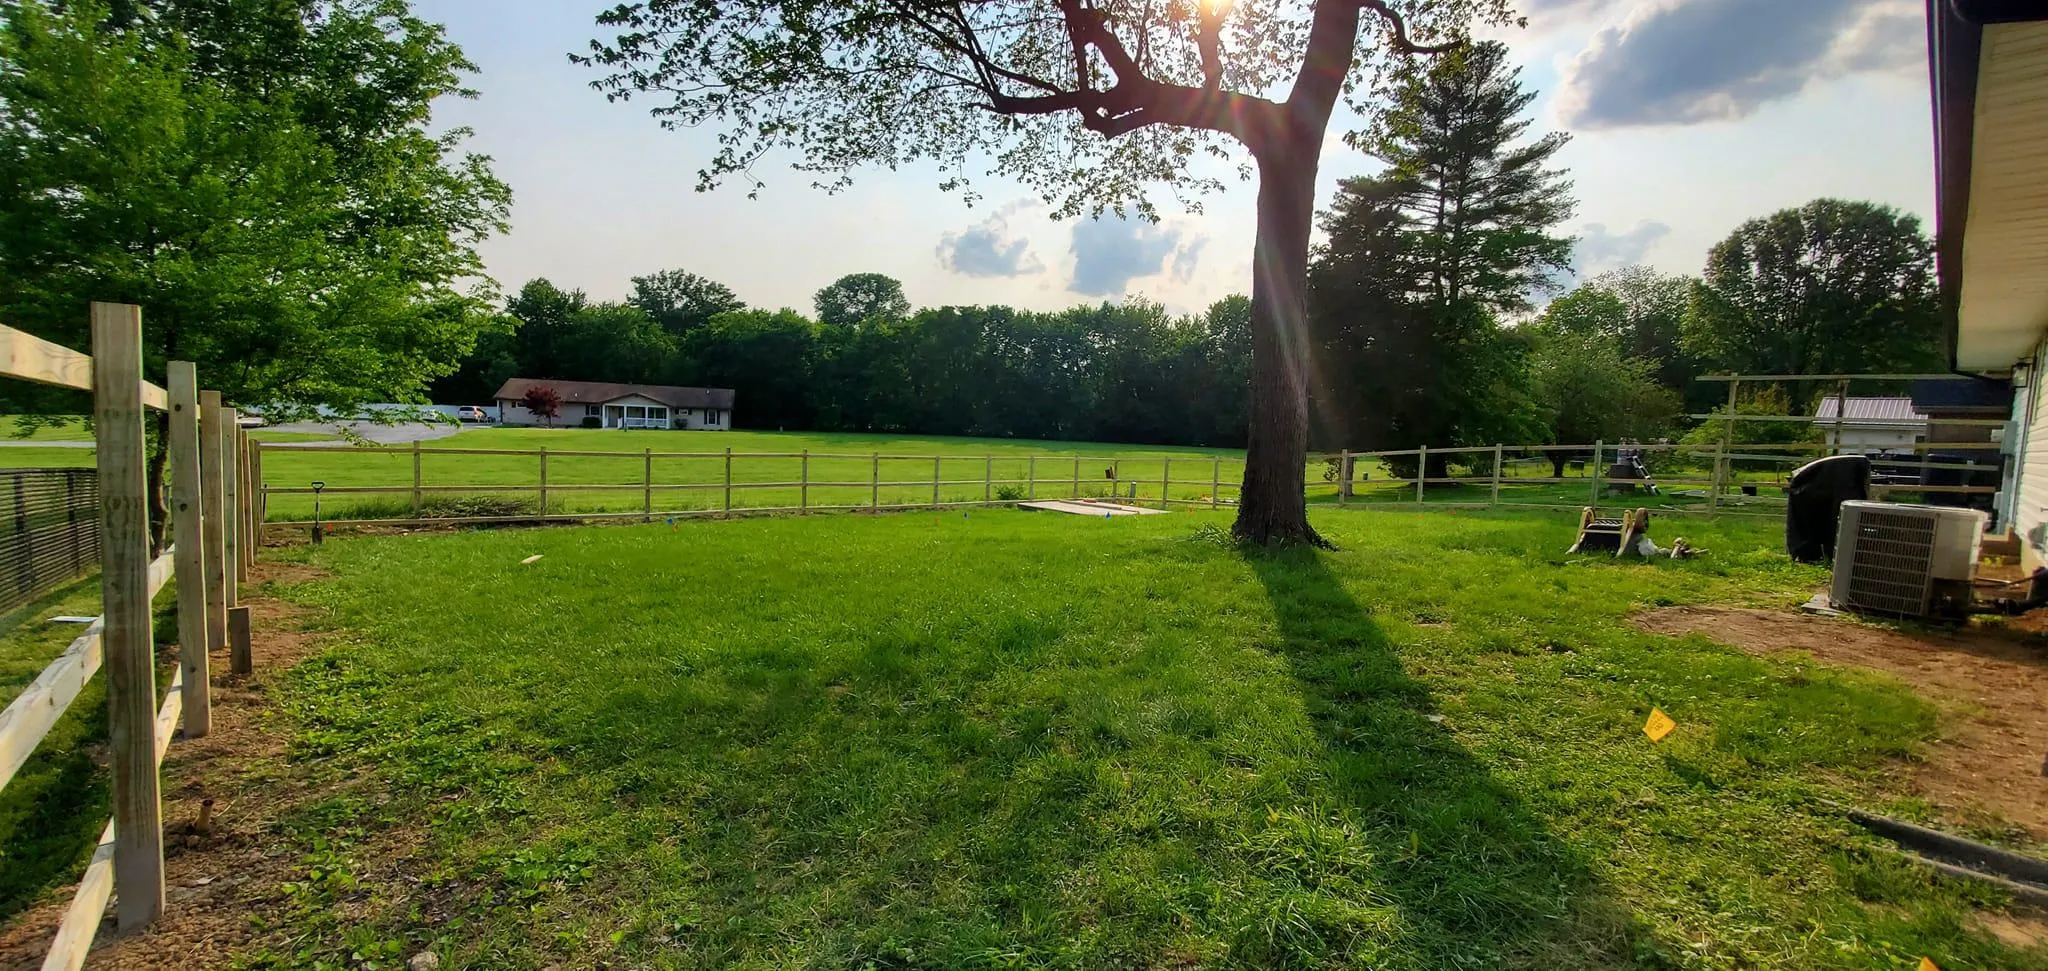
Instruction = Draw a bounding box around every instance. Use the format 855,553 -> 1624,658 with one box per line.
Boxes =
491,379 -> 736,430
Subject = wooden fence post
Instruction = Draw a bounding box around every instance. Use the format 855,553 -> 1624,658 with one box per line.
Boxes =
1415,446 -> 1427,504
871,452 -> 880,510
1161,458 -> 1170,510
249,438 -> 264,550
932,456 -> 942,508
229,605 -> 252,676
239,429 -> 255,572
538,446 -> 549,517
1211,457 -> 1221,509
91,302 -> 164,931
1710,380 -> 1738,511
1590,440 -> 1604,509
801,449 -> 810,512
1339,449 -> 1350,504
199,392 -> 228,654
412,440 -> 423,517
1112,459 -> 1120,499
1491,444 -> 1504,507
1027,455 -> 1036,500
1072,456 -> 1080,499
167,362 -> 210,739
723,447 -> 733,513
221,408 -> 240,606
643,448 -> 653,520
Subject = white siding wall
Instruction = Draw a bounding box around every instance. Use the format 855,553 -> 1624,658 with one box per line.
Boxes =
497,400 -> 568,427
675,408 -> 730,431
2019,346 -> 2048,567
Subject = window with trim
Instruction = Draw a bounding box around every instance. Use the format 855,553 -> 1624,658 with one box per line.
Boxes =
586,404 -> 600,417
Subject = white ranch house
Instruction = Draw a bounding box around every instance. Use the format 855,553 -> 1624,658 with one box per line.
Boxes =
492,379 -> 735,430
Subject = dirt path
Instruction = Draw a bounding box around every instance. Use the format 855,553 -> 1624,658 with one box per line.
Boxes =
0,561 -> 335,970
1634,606 -> 2048,840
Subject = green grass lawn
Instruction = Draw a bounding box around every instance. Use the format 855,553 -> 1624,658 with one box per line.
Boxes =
217,507 -> 2044,969
0,577 -> 180,923
254,427 -> 1255,521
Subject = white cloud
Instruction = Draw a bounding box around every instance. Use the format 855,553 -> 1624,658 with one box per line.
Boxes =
1554,0 -> 1922,130
936,200 -> 1045,278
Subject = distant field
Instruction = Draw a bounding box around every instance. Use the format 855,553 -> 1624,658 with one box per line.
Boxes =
0,423 -> 1796,520
255,427 -> 1252,521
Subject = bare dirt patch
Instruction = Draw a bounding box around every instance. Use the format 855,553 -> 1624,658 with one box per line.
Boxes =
0,561 -> 364,970
1633,606 -> 2048,839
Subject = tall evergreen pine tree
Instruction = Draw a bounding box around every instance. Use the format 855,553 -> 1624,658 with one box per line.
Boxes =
1309,41 -> 1574,472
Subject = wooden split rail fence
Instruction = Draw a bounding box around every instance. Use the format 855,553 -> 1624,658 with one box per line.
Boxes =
1328,438 -> 2001,514
255,447 -> 1249,529
0,305 -> 264,968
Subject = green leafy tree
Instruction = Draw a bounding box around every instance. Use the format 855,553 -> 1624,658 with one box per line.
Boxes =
579,0 -> 1519,544
1684,199 -> 1941,408
0,0 -> 509,544
814,273 -> 912,329
1525,325 -> 1678,476
1309,39 -> 1564,475
1590,265 -> 1694,393
629,269 -> 745,336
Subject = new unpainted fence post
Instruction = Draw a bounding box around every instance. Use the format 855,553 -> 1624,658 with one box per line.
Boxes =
1027,455 -> 1036,500
1211,457 -> 1221,509
1491,444 -> 1504,507
168,362 -> 210,738
801,449 -> 810,513
91,301 -> 164,931
1161,458 -> 1170,510
1415,446 -> 1427,504
984,455 -> 992,504
240,429 -> 256,571
643,448 -> 653,520
199,392 -> 228,653
412,440 -> 423,517
1590,440 -> 1604,509
871,452 -> 880,510
1112,459 -> 1120,499
723,448 -> 733,514
229,604 -> 252,676
249,439 -> 265,550
932,455 -> 942,508
1339,449 -> 1350,504
221,408 -> 240,606
538,446 -> 549,518
1710,379 -> 1738,511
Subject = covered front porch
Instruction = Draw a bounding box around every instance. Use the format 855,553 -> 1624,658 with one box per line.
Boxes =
602,395 -> 673,429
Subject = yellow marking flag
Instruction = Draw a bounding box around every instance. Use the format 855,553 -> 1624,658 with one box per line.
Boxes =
1643,708 -> 1676,743
1919,958 -> 1942,971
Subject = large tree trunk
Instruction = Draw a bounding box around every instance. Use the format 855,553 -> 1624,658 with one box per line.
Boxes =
1232,148 -> 1326,547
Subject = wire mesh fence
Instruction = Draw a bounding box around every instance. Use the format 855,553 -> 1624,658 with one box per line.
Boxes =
0,467 -> 99,614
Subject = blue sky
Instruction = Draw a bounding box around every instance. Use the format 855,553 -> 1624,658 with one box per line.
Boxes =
414,0 -> 1935,317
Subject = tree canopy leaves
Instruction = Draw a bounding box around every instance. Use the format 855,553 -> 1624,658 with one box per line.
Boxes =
576,0 -> 1514,216
1683,198 -> 1941,397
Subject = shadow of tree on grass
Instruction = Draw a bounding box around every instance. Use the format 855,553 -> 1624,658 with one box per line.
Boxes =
1244,543 -> 1666,968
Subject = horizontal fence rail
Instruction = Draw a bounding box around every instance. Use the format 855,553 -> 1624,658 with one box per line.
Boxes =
0,309 -> 262,968
256,444 -> 1249,529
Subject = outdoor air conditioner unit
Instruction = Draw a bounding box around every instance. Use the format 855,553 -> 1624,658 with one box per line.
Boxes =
1830,501 -> 1987,618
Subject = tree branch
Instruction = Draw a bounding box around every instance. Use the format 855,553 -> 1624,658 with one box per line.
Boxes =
1196,2 -> 1224,90
1358,0 -> 1460,55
